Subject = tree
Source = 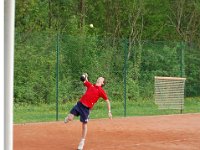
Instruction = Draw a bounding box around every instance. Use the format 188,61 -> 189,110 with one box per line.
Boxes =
168,0 -> 200,44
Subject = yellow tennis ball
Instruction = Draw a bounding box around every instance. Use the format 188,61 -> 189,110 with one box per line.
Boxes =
89,24 -> 94,28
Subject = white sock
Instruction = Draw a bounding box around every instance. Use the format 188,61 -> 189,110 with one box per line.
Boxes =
81,138 -> 85,142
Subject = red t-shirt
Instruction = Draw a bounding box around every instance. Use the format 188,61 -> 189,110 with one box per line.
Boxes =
80,81 -> 108,109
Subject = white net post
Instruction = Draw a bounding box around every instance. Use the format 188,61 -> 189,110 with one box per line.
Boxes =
155,76 -> 186,113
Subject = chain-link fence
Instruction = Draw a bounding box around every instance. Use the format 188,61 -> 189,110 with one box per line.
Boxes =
14,31 -> 200,122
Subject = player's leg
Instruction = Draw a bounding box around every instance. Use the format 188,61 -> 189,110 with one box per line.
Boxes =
64,113 -> 74,123
64,103 -> 80,123
81,122 -> 87,139
78,103 -> 89,150
78,123 -> 87,150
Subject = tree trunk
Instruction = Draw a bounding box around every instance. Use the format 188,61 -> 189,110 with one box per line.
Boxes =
79,0 -> 85,33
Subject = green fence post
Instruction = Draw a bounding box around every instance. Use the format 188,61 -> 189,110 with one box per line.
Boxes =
56,33 -> 59,121
123,39 -> 128,117
181,42 -> 185,77
180,42 -> 185,114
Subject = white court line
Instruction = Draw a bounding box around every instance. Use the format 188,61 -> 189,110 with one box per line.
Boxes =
102,138 -> 200,149
132,138 -> 200,146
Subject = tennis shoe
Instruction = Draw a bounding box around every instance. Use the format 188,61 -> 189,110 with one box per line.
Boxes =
64,117 -> 68,123
77,139 -> 85,150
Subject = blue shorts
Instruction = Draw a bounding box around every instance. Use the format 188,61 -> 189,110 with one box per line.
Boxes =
70,101 -> 90,123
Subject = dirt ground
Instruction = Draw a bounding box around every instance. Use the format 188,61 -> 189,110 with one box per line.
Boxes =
14,113 -> 200,150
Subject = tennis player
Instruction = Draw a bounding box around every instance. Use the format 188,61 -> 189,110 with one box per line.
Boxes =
64,73 -> 112,150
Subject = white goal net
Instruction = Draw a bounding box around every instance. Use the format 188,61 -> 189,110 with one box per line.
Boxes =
155,76 -> 186,110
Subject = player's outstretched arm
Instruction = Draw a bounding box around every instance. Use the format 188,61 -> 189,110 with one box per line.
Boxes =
106,100 -> 112,119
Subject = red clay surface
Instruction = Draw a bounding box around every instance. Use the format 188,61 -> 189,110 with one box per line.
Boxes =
14,113 -> 200,150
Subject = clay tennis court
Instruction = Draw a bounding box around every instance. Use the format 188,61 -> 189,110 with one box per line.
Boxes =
14,113 -> 200,150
